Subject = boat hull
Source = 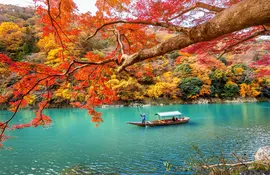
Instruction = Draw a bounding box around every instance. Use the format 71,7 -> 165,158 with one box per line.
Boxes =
126,117 -> 190,127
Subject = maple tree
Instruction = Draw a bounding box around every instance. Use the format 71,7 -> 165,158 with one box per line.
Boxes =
0,0 -> 270,147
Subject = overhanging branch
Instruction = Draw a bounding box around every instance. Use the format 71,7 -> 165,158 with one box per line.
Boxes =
117,0 -> 270,72
217,30 -> 268,59
168,2 -> 224,21
86,20 -> 189,40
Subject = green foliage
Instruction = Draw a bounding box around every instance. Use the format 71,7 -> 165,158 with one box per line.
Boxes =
163,161 -> 173,171
229,64 -> 254,84
217,56 -> 227,65
232,64 -> 248,73
222,83 -> 239,97
178,77 -> 203,99
209,70 -> 227,81
209,70 -> 227,97
0,17 -> 38,61
260,79 -> 270,98
174,63 -> 192,75
168,51 -> 180,60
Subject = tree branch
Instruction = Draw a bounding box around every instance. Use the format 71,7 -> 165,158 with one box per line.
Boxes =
86,20 -> 189,40
73,59 -> 115,65
217,30 -> 268,59
202,161 -> 254,168
114,29 -> 125,55
168,2 -> 224,21
117,0 -> 270,72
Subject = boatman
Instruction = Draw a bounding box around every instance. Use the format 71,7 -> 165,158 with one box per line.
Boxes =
140,113 -> 146,123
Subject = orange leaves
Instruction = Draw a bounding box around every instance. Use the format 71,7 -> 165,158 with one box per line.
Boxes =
35,0 -> 79,44
95,0 -> 131,17
87,108 -> 103,127
32,114 -> 52,127
59,0 -> 77,15
84,52 -> 105,62
70,102 -> 83,108
32,100 -> 52,127
198,55 -> 226,71
11,123 -> 31,130
239,83 -> 261,97
199,85 -> 211,96
0,96 -> 6,104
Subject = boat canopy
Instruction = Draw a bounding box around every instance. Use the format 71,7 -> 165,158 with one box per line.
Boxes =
155,111 -> 182,118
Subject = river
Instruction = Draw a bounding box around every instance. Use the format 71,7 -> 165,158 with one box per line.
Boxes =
0,102 -> 269,174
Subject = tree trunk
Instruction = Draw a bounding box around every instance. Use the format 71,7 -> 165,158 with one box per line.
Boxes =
118,0 -> 270,72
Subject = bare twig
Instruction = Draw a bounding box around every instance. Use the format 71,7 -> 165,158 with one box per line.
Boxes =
168,2 -> 224,21
202,161 -> 254,168
114,29 -> 125,55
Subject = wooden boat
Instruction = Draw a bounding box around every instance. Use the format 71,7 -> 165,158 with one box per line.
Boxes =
126,111 -> 190,127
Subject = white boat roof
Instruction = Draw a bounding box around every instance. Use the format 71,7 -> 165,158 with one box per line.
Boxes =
156,111 -> 182,117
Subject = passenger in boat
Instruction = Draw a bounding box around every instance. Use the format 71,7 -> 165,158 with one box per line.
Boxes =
140,113 -> 146,123
175,117 -> 179,121
172,116 -> 176,122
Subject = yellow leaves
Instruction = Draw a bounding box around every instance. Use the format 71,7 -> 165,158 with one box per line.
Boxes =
0,22 -> 20,35
226,80 -> 237,86
198,74 -> 211,85
37,34 -> 58,53
162,72 -> 173,82
147,83 -> 180,99
24,94 -> 36,105
240,83 -> 248,97
178,51 -> 192,57
111,77 -> 133,89
106,79 -> 120,88
239,83 -> 261,97
0,22 -> 24,51
107,76 -> 144,100
234,67 -> 244,75
147,72 -> 180,99
45,48 -> 61,67
55,83 -> 72,100
160,71 -> 180,84
147,83 -> 163,98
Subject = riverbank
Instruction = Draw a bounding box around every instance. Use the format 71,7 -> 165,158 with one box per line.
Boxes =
120,97 -> 270,107
0,97 -> 269,110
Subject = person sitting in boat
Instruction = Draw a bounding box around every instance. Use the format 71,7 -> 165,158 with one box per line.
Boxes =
175,117 -> 179,121
172,116 -> 176,122
140,113 -> 146,123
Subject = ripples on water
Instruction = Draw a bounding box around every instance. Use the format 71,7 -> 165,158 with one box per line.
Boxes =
0,102 -> 269,174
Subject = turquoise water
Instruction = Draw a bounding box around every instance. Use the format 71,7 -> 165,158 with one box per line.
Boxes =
0,102 -> 269,174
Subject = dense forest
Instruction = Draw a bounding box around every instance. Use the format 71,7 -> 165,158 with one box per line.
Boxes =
0,4 -> 269,110
0,0 -> 268,147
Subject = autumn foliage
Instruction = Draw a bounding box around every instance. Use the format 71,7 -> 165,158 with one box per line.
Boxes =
0,0 -> 269,147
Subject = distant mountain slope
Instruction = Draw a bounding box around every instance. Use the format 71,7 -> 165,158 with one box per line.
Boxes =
0,4 -> 35,25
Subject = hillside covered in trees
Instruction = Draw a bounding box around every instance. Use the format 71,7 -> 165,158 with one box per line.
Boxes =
0,2 -> 270,110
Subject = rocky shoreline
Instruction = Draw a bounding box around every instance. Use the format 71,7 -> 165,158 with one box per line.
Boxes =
109,97 -> 270,108
0,97 -> 269,110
